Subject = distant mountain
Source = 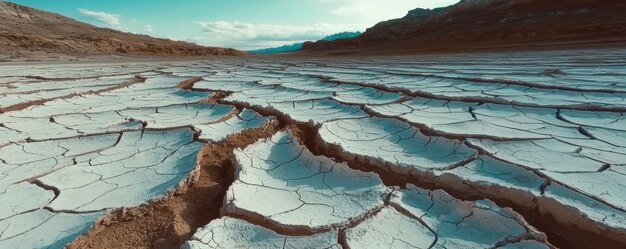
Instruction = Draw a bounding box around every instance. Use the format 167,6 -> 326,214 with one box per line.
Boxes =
247,43 -> 303,55
0,1 -> 245,58
301,0 -> 626,53
249,31 -> 361,54
321,31 -> 362,41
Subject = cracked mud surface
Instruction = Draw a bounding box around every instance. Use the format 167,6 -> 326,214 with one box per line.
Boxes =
1,49 -> 626,249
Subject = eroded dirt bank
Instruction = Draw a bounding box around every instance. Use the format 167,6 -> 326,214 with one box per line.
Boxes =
68,121 -> 280,249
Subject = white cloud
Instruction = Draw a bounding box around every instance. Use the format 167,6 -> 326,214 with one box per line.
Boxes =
194,20 -> 365,49
78,8 -> 120,26
77,9 -> 155,36
109,1 -> 460,50
143,25 -> 154,33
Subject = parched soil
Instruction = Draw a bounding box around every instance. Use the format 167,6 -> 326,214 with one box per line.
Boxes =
3,51 -> 625,249
68,122 -> 280,249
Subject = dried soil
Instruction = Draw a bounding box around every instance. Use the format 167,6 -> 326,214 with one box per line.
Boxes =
68,122 -> 280,249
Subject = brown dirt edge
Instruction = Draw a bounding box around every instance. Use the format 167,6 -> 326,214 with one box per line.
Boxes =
220,124 -> 553,248
220,129 -> 389,237
67,121 -> 280,249
176,77 -> 202,90
310,126 -> 626,249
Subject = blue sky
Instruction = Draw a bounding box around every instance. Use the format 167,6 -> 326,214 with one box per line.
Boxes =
8,0 -> 459,50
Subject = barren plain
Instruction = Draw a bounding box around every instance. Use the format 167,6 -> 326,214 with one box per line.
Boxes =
1,48 -> 625,249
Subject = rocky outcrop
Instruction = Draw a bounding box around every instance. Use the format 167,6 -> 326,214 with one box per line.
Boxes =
357,7 -> 447,42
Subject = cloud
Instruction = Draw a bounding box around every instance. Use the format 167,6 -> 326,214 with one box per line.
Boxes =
143,25 -> 154,33
77,9 -> 154,35
183,1 -> 461,50
194,20 -> 365,49
78,8 -> 120,26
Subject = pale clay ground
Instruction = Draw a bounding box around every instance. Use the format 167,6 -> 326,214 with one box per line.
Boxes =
0,49 -> 625,248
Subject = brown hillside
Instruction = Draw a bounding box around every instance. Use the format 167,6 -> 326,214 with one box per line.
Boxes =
0,1 -> 245,58
302,0 -> 626,53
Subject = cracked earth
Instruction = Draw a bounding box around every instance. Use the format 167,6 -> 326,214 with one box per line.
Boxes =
1,49 -> 626,249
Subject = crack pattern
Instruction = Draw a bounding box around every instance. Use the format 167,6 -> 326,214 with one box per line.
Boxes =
1,49 -> 625,248
225,131 -> 390,232
182,217 -> 341,249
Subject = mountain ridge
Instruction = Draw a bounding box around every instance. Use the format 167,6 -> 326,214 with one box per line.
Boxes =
249,31 -> 361,55
0,1 -> 245,59
301,0 -> 626,53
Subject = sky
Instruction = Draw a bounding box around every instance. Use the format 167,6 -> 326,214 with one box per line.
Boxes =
8,0 -> 459,50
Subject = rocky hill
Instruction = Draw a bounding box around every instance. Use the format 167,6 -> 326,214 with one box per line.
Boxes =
249,31 -> 361,55
302,0 -> 626,53
0,1 -> 244,59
